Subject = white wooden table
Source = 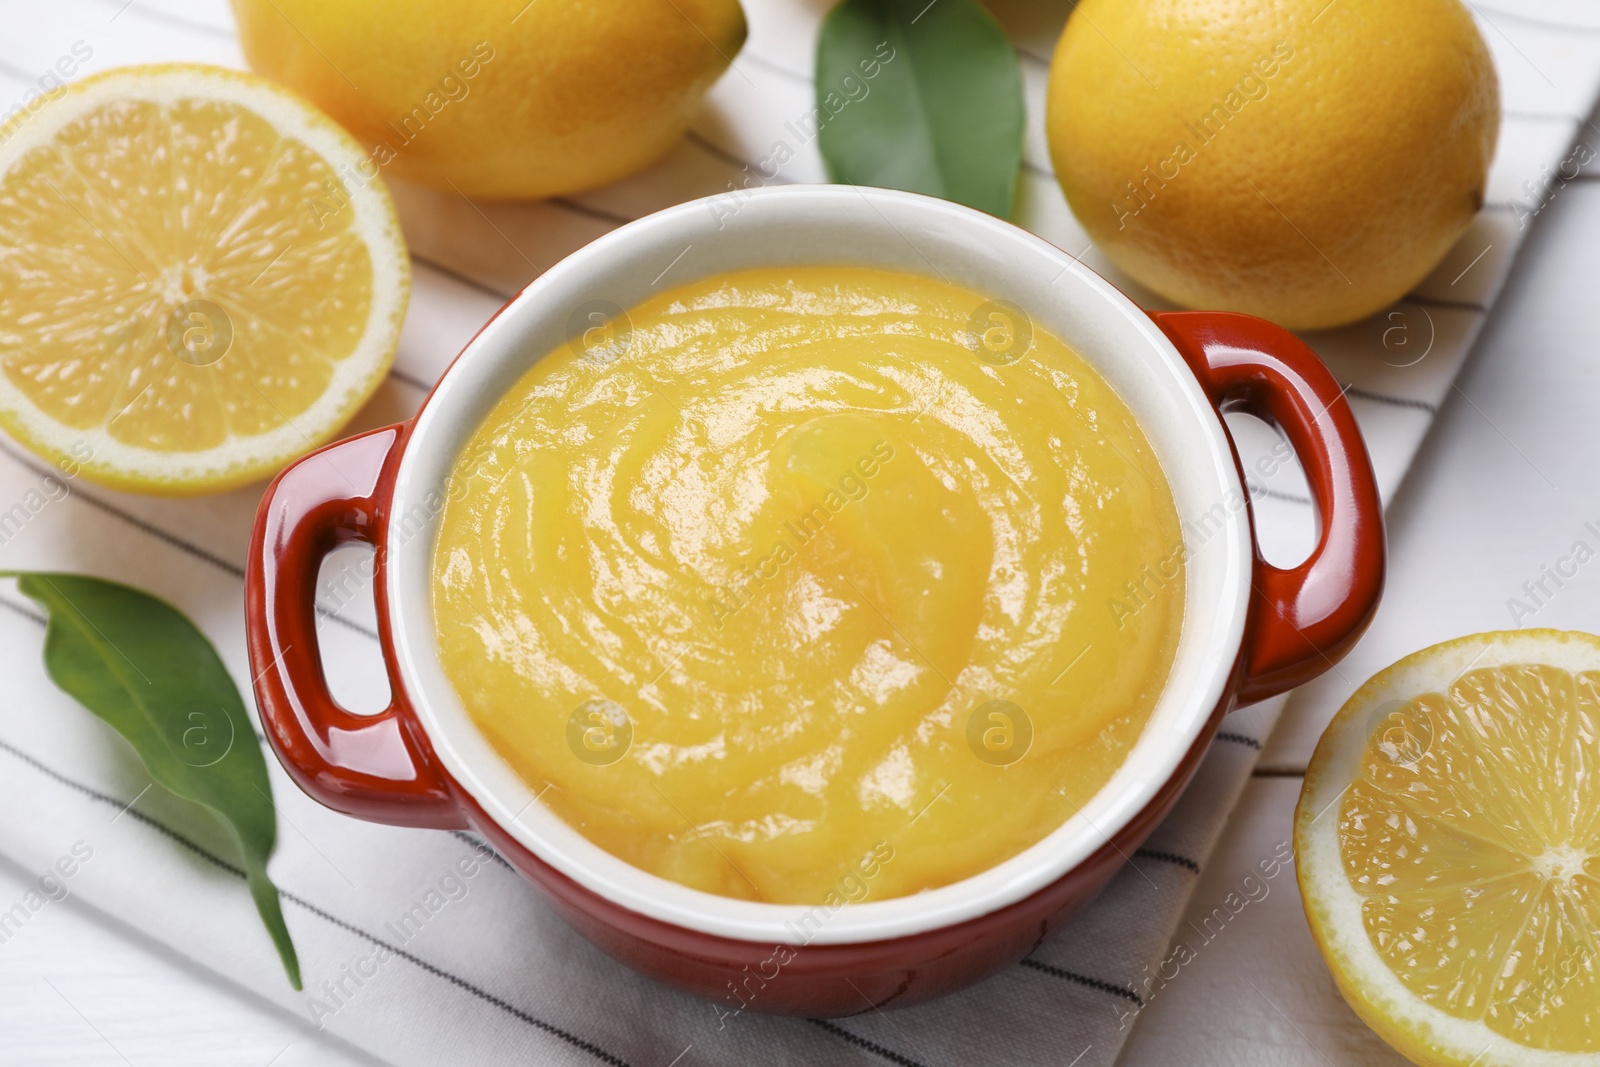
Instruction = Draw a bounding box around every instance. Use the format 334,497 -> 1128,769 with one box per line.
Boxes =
5,5 -> 1600,1066
1121,164 -> 1600,1065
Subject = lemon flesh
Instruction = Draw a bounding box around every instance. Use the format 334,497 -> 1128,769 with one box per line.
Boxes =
1299,631 -> 1600,1066
0,64 -> 408,494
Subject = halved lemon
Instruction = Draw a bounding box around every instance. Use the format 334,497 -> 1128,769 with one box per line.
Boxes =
1298,630 -> 1600,1066
0,63 -> 408,494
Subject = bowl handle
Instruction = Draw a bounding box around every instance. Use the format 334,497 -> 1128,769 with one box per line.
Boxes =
245,425 -> 465,829
1150,311 -> 1386,705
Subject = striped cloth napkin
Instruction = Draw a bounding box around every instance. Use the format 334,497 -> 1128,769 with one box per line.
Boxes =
1,2 -> 1598,1065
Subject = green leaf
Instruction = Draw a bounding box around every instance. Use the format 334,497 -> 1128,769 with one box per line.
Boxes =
3,571 -> 301,989
816,0 -> 1025,218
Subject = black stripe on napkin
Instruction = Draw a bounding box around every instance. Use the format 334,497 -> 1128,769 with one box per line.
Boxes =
0,731 -> 938,1067
1018,959 -> 1143,1006
388,368 -> 435,393
1343,386 -> 1438,415
411,254 -> 515,302
807,1019 -> 927,1067
1133,849 -> 1201,875
0,595 -> 46,627
0,736 -> 634,1067
0,439 -> 378,642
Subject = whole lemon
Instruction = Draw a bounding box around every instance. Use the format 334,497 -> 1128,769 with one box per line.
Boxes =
231,0 -> 746,200
1046,0 -> 1498,330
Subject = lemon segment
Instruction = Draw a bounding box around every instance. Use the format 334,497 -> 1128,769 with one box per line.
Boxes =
1298,631 -> 1600,1066
0,64 -> 408,494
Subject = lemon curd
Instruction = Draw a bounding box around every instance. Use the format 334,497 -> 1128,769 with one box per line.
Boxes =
431,266 -> 1184,905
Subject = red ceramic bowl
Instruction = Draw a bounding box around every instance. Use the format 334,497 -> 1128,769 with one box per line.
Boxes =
245,186 -> 1384,1017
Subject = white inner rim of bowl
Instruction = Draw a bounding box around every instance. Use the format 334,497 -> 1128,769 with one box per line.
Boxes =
388,185 -> 1253,945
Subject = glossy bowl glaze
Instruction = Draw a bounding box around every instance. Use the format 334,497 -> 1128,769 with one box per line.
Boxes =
245,185 -> 1384,1015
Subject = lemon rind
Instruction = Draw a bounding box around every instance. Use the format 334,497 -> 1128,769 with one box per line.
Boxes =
1297,629 -> 1600,1067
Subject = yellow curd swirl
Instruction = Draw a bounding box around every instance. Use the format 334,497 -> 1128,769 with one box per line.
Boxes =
431,266 -> 1183,904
